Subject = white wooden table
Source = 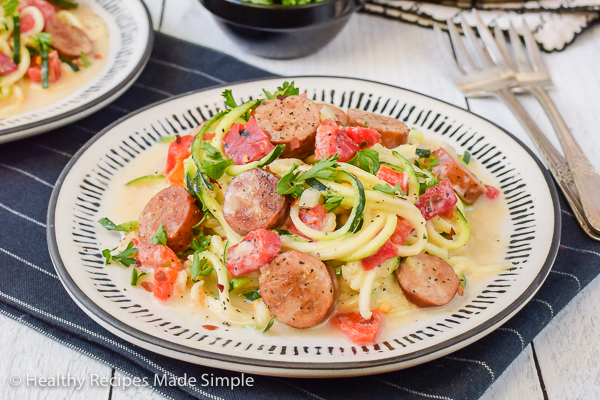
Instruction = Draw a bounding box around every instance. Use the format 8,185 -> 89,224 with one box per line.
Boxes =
3,1 -> 600,398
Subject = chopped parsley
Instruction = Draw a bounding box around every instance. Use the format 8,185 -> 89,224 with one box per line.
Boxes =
460,150 -> 471,166
199,142 -> 234,180
189,234 -> 211,253
323,192 -> 344,212
276,155 -> 339,198
426,156 -> 439,167
3,0 -> 19,16
262,81 -> 300,100
348,149 -> 380,175
151,223 -> 167,246
102,241 -> 138,267
190,253 -> 213,282
221,89 -> 238,108
244,288 -> 262,301
130,268 -> 147,286
46,0 -> 78,9
373,183 -> 406,196
80,51 -> 91,68
415,148 -> 431,159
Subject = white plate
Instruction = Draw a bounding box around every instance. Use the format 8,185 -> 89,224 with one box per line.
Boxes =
47,77 -> 560,378
0,0 -> 153,144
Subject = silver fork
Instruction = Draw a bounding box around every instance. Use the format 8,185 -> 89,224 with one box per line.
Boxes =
433,12 -> 600,241
495,20 -> 600,235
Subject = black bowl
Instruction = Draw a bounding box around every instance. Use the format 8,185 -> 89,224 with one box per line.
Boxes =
199,0 -> 365,59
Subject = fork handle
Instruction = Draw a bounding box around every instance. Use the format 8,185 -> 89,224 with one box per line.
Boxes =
529,86 -> 600,233
495,88 -> 600,240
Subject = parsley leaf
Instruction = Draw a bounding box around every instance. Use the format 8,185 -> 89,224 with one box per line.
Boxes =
323,193 -> 344,212
221,89 -> 238,109
200,141 -> 222,159
151,223 -> 167,246
276,164 -> 304,197
427,156 -> 439,167
80,51 -> 91,68
348,149 -> 380,175
262,81 -> 300,100
298,155 -> 339,181
103,241 -> 138,267
189,234 -> 211,253
373,183 -> 406,196
243,288 -> 261,301
190,253 -> 213,282
98,217 -> 138,232
198,142 -> 235,180
277,156 -> 339,198
415,148 -> 431,159
131,268 -> 147,286
3,0 -> 18,15
460,150 -> 471,166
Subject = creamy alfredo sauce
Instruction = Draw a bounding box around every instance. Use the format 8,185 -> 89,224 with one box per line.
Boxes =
1,4 -> 109,117
106,138 -> 509,340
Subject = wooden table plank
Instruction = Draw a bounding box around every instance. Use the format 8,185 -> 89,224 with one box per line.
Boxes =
0,315 -> 112,400
534,275 -> 600,400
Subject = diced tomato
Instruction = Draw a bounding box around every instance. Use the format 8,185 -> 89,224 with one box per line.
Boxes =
0,51 -> 17,77
133,240 -> 183,271
390,216 -> 413,246
331,310 -> 383,344
27,50 -> 62,84
315,119 -> 359,162
165,134 -> 195,186
361,240 -> 398,270
415,180 -> 458,221
299,204 -> 327,231
485,185 -> 500,200
226,229 -> 281,277
152,267 -> 180,302
440,207 -> 455,219
376,165 -> 408,193
20,14 -> 35,33
19,0 -> 55,23
223,117 -> 275,165
342,126 -> 381,149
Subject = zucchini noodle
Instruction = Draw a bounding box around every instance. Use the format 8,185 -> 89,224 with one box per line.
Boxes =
425,209 -> 470,251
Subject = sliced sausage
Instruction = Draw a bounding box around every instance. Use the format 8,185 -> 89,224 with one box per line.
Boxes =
431,147 -> 487,204
259,250 -> 335,329
347,108 -> 409,149
396,253 -> 460,307
222,168 -> 288,236
138,186 -> 203,253
317,104 -> 349,126
254,95 -> 320,159
44,19 -> 93,58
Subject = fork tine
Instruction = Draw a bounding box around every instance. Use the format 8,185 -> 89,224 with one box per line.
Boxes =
472,9 -> 510,70
521,20 -> 549,76
459,14 -> 494,70
493,26 -> 516,71
445,19 -> 478,74
434,23 -> 467,83
508,21 -> 531,73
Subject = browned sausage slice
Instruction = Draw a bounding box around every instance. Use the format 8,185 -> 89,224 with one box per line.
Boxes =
396,253 -> 460,307
254,95 -> 320,159
317,104 -> 349,126
138,186 -> 203,253
44,19 -> 93,58
431,147 -> 487,204
259,250 -> 335,329
347,108 -> 409,149
222,168 -> 288,236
